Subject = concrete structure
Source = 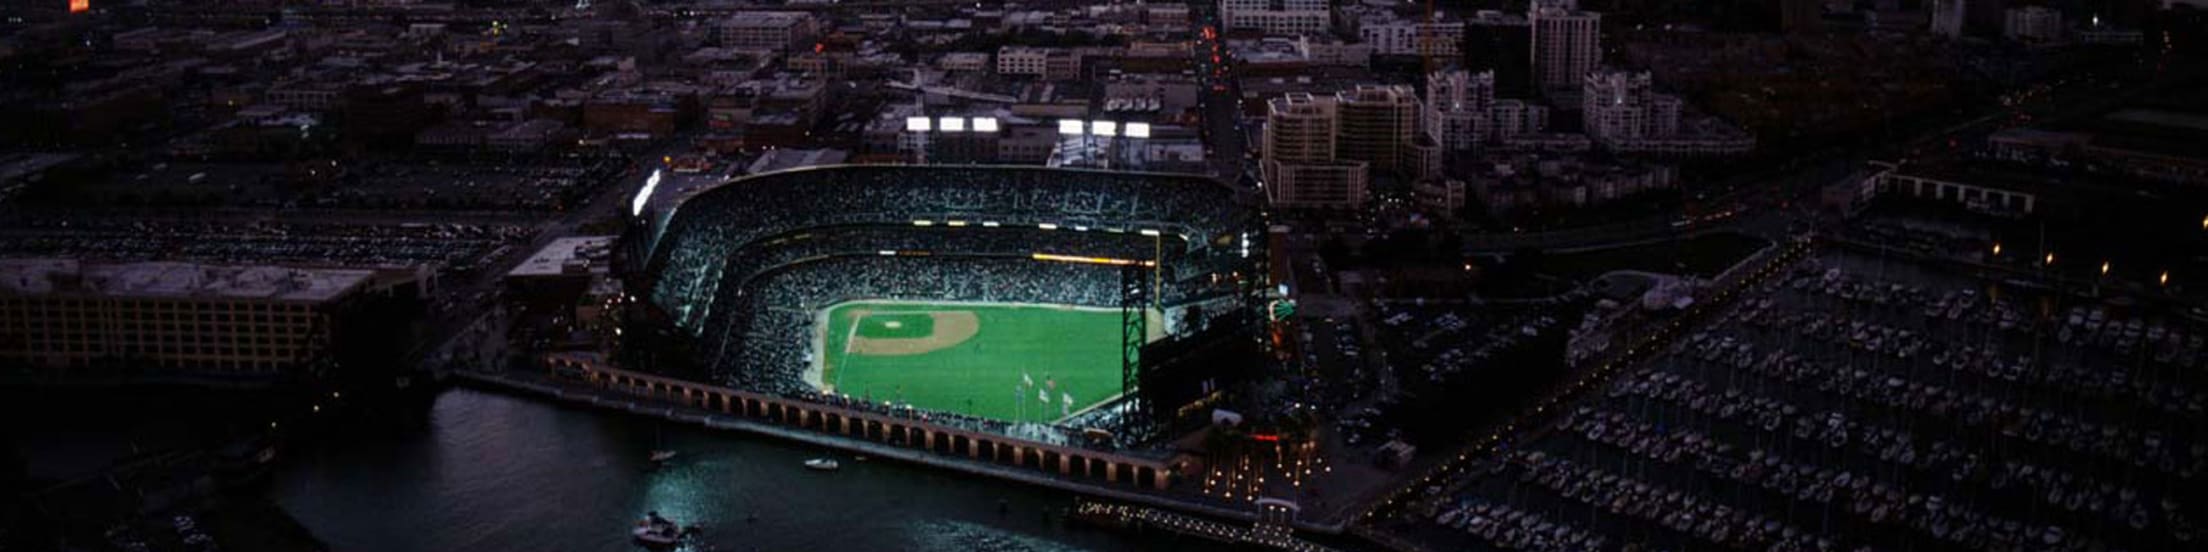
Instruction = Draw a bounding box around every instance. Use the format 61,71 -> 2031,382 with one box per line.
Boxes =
543,354 -> 1178,489
996,46 -> 1051,77
0,260 -> 402,378
2004,6 -> 2064,42
1427,69 -> 1553,152
1467,154 -> 1678,215
1428,69 -> 1496,152
1262,93 -> 1369,209
1581,71 -> 1754,156
1335,85 -> 1438,182
1359,19 -> 1463,58
1529,0 -> 1601,91
1931,0 -> 1967,37
713,11 -> 818,52
1219,0 -> 1330,36
1582,72 -> 1678,142
938,52 -> 992,72
1857,164 -> 2039,216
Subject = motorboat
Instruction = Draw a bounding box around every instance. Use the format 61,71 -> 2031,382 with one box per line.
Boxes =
804,457 -> 840,471
632,512 -> 681,546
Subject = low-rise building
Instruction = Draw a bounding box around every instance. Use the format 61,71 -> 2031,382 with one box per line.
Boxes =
713,11 -> 819,51
0,260 -> 421,381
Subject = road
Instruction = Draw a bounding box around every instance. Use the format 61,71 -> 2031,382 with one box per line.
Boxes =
1187,0 -> 1251,183
412,132 -> 707,374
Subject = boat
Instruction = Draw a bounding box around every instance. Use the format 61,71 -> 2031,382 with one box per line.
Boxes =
649,450 -> 678,463
804,458 -> 840,471
632,512 -> 680,546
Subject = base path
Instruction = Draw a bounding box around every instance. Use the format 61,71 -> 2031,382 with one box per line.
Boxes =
844,310 -> 981,356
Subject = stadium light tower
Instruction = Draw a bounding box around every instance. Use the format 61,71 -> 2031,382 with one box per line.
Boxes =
908,116 -> 998,165
1055,119 -> 1155,170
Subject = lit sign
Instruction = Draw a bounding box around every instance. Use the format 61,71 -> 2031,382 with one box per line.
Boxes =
1030,253 -> 1155,267
69,0 -> 88,13
630,169 -> 661,216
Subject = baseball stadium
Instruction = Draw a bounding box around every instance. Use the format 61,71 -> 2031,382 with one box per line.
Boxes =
629,166 -> 1264,435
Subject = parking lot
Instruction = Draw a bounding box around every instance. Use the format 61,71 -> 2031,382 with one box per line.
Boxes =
1394,248 -> 2205,551
0,218 -> 529,274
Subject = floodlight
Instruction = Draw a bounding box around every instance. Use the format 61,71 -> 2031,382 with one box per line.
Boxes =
905,116 -> 932,132
1091,121 -> 1118,137
938,116 -> 966,132
1058,120 -> 1085,135
1126,122 -> 1152,138
972,117 -> 1001,133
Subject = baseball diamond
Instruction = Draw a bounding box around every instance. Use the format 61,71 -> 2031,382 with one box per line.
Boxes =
814,301 -> 1159,423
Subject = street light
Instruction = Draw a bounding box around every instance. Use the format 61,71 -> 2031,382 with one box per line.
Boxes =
2102,261 -> 2111,276
2044,252 -> 2056,266
1992,243 -> 2002,256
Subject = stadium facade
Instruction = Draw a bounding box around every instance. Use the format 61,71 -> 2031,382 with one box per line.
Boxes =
620,165 -> 1268,433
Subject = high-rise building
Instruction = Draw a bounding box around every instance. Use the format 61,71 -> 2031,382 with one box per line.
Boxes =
1931,0 -> 1968,37
1427,70 -> 1495,152
1220,0 -> 1331,36
2004,6 -> 2065,42
1429,69 -> 1558,153
1335,85 -> 1433,181
1581,71 -> 1753,155
1261,93 -> 1369,209
1583,72 -> 1674,141
1529,0 -> 1601,91
1461,11 -> 1534,97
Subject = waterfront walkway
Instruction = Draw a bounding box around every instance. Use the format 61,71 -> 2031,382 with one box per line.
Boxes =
1074,500 -> 1339,552
452,367 -> 1354,534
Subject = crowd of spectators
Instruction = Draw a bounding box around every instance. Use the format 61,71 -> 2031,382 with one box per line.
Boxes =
709,226 -> 1165,294
646,166 -> 1257,328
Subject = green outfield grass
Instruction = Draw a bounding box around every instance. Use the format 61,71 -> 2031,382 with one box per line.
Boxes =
818,302 -> 1133,423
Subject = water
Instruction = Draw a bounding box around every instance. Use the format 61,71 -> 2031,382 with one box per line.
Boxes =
271,388 -> 1169,552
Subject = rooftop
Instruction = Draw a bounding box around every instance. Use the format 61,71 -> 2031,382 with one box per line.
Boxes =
507,236 -> 617,278
0,259 -> 376,302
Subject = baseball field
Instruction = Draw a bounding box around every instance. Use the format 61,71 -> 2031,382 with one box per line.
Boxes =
814,301 -> 1157,423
